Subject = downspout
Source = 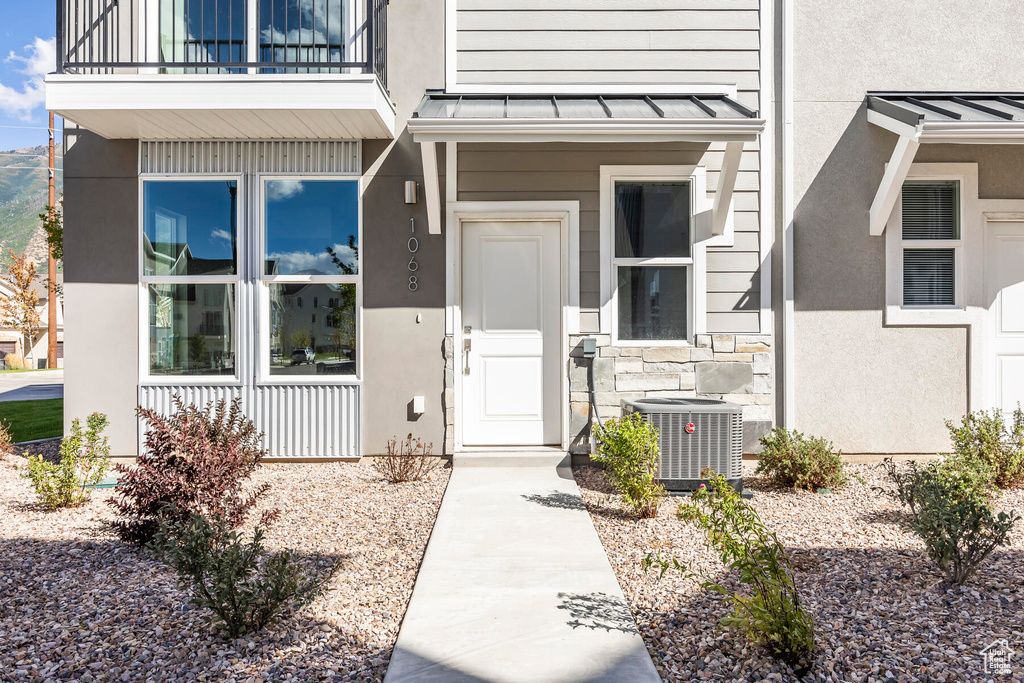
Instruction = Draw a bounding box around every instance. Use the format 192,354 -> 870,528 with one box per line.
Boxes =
780,0 -> 796,428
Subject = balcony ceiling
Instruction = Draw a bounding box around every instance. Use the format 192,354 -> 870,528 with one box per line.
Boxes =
46,74 -> 395,140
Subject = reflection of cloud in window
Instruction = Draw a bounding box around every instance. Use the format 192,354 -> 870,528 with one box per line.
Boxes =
261,0 -> 344,45
211,228 -> 232,244
267,180 -> 305,201
268,243 -> 356,274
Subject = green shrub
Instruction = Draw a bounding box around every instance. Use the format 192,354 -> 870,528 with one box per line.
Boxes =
594,413 -> 665,518
152,511 -> 339,638
755,428 -> 846,491
881,458 -> 1018,585
945,407 -> 1024,490
931,453 -> 995,504
22,413 -> 110,509
645,473 -> 815,669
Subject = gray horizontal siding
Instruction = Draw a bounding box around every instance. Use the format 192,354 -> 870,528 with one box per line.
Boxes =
457,71 -> 761,92
457,142 -> 761,335
459,0 -> 759,10
458,30 -> 760,51
458,10 -> 759,31
456,1 -> 760,90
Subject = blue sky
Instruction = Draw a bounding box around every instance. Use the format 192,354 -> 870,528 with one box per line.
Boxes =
0,0 -> 60,152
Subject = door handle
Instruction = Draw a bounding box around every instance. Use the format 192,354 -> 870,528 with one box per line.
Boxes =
463,337 -> 471,375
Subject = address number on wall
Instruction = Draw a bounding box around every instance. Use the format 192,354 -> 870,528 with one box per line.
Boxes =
408,217 -> 419,291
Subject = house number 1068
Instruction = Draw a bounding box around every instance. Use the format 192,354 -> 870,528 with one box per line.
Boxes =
408,218 -> 419,291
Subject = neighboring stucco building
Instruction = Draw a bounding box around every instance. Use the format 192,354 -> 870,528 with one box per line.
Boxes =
0,276 -> 64,369
781,1 -> 1024,453
45,0 -> 1024,457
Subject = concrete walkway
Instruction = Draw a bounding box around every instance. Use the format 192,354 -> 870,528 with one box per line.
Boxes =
385,454 -> 660,683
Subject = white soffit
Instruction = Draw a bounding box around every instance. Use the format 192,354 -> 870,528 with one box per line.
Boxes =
46,74 -> 396,140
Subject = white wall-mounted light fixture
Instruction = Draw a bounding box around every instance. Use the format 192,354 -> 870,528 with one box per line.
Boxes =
404,181 -> 418,204
412,395 -> 425,415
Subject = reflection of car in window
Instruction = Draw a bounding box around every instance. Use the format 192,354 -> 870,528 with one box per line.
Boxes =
291,347 -> 315,365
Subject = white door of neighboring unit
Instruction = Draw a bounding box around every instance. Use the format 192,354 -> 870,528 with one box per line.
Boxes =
988,222 -> 1024,413
461,220 -> 561,446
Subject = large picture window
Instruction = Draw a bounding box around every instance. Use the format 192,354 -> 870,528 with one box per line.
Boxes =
612,180 -> 693,342
262,178 -> 359,377
142,179 -> 239,377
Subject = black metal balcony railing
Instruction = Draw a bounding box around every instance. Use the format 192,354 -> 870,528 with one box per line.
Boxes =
56,0 -> 387,90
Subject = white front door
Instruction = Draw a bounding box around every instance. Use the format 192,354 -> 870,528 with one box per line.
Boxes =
461,220 -> 561,446
988,221 -> 1024,412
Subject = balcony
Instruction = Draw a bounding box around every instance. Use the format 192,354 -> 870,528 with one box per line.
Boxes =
46,0 -> 395,140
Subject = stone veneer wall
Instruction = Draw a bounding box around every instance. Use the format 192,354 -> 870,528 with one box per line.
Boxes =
568,334 -> 774,454
442,333 -> 773,455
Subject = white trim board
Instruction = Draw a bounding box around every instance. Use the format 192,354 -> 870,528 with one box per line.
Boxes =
409,119 -> 764,145
757,0 -> 774,337
780,0 -> 795,428
445,83 -> 741,98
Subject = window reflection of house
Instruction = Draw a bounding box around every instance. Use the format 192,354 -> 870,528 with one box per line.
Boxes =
149,283 -> 235,375
143,240 -> 236,277
268,281 -> 356,374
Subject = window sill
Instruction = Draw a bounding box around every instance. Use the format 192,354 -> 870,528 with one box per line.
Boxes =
613,340 -> 693,348
257,377 -> 362,386
884,303 -> 971,327
141,377 -> 243,387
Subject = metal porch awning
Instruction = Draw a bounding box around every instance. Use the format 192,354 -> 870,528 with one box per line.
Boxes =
867,93 -> 1024,235
407,91 -> 765,233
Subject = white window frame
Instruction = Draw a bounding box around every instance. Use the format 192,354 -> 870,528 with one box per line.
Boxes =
599,165 -> 710,347
138,174 -> 244,385
257,174 -> 362,385
885,163 -> 980,326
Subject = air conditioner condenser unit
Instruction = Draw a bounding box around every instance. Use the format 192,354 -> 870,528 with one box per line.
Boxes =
621,397 -> 743,492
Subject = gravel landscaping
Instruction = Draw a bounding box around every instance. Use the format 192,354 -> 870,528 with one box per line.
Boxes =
0,455 -> 450,682
576,462 -> 1024,682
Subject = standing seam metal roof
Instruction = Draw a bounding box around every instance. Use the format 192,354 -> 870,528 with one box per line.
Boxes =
868,93 -> 1024,124
412,91 -> 757,120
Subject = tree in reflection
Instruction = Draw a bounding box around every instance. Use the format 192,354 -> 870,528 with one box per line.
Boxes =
325,237 -> 357,361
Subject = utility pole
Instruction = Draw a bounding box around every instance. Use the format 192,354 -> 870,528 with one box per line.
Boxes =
46,112 -> 58,370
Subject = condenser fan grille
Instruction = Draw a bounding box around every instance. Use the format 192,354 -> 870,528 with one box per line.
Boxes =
620,397 -> 744,491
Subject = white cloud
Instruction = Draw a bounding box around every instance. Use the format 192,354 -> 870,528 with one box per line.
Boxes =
268,243 -> 356,274
211,229 -> 233,243
260,0 -> 344,49
266,179 -> 306,201
0,37 -> 55,121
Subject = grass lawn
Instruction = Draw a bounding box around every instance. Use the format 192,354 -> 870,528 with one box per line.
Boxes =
0,368 -> 51,374
0,399 -> 63,442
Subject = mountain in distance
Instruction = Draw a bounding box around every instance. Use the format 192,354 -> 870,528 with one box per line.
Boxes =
0,145 -> 63,271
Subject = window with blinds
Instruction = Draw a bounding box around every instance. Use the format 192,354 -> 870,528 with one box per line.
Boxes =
901,180 -> 960,307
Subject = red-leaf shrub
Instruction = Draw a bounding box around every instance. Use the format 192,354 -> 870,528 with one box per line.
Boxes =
110,397 -> 274,543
